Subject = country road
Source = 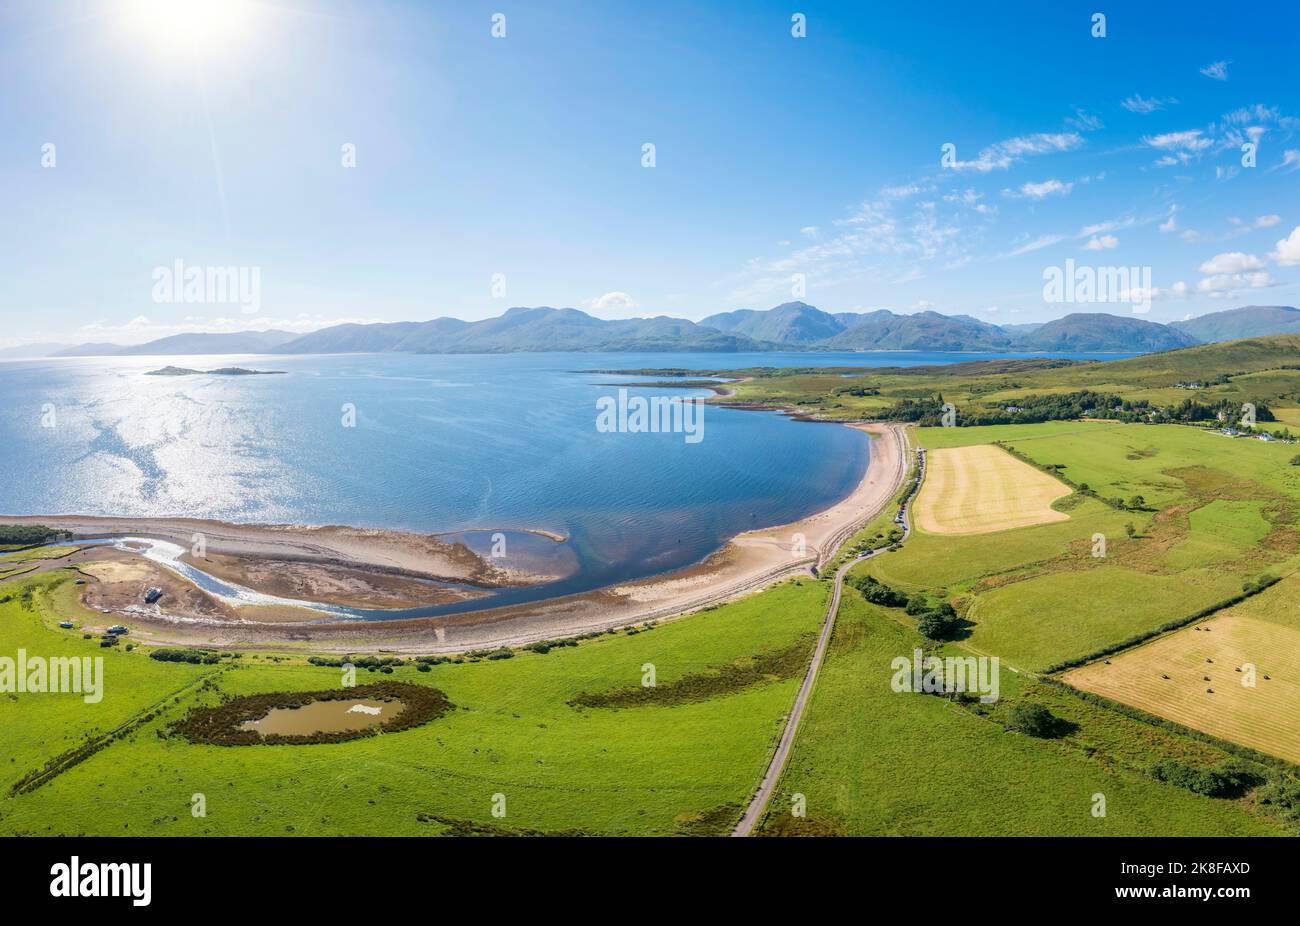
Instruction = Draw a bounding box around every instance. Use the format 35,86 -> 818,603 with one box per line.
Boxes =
732,426 -> 919,837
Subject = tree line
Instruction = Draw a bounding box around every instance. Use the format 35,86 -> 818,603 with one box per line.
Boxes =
879,390 -> 1276,428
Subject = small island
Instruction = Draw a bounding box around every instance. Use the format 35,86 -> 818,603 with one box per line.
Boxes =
145,366 -> 286,377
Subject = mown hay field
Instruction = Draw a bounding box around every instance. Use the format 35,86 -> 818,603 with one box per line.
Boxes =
1066,575 -> 1300,763
914,444 -> 1071,535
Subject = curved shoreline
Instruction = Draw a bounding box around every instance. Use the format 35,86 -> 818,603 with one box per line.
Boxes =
2,422 -> 907,653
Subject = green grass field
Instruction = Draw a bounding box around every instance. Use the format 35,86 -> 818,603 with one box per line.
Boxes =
0,573 -> 826,836
851,422 -> 1300,673
757,593 -> 1283,836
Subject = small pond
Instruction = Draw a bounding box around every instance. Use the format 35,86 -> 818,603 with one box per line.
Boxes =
239,698 -> 406,736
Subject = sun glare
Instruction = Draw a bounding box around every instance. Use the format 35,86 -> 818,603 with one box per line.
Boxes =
126,0 -> 253,49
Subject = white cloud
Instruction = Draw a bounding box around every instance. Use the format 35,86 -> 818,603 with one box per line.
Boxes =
949,132 -> 1083,172
1143,129 -> 1215,167
1271,226 -> 1300,266
799,226 -> 819,237
1001,234 -> 1064,258
1122,94 -> 1177,114
1199,251 -> 1265,274
1222,104 -> 1280,124
1226,214 -> 1281,230
1280,149 -> 1300,172
1126,281 -> 1192,303
1199,60 -> 1230,81
587,291 -> 639,314
943,188 -> 994,215
1144,129 -> 1213,152
1083,234 -> 1118,250
1196,272 -> 1275,297
880,183 -> 926,200
1078,215 -> 1136,238
1159,207 -> 1178,233
1005,178 -> 1073,199
1066,108 -> 1104,131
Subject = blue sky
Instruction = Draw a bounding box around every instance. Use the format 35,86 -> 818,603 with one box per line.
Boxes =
1,0 -> 1298,346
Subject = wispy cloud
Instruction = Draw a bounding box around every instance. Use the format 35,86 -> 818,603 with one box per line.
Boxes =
1144,129 -> 1214,167
948,132 -> 1083,172
1000,234 -> 1064,258
1003,178 -> 1073,200
719,179 -> 974,302
1179,214 -> 1287,244
1199,60 -> 1230,81
1121,94 -> 1177,114
1083,234 -> 1118,250
1066,108 -> 1104,132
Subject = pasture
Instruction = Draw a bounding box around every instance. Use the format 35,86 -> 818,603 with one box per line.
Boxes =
855,421 -> 1300,674
0,571 -> 827,836
758,592 -> 1283,835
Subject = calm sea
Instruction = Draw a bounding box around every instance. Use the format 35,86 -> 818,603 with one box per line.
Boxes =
0,349 -> 1135,612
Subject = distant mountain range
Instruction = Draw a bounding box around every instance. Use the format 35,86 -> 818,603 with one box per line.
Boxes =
274,307 -> 765,354
51,330 -> 300,357
1170,305 -> 1300,343
701,302 -> 1202,352
6,303 -> 1298,359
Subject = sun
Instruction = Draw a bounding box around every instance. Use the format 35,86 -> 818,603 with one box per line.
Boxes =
125,0 -> 254,49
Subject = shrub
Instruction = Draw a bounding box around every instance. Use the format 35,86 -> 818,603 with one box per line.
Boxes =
915,602 -> 959,640
849,574 -> 909,608
1008,702 -> 1060,738
150,648 -> 220,665
1148,759 -> 1259,798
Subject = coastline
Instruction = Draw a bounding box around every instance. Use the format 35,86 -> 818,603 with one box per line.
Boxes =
1,422 -> 907,652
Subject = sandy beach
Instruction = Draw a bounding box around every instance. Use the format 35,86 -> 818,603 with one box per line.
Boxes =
2,422 -> 907,652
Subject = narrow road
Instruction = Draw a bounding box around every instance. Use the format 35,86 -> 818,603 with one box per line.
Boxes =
732,427 -> 918,836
